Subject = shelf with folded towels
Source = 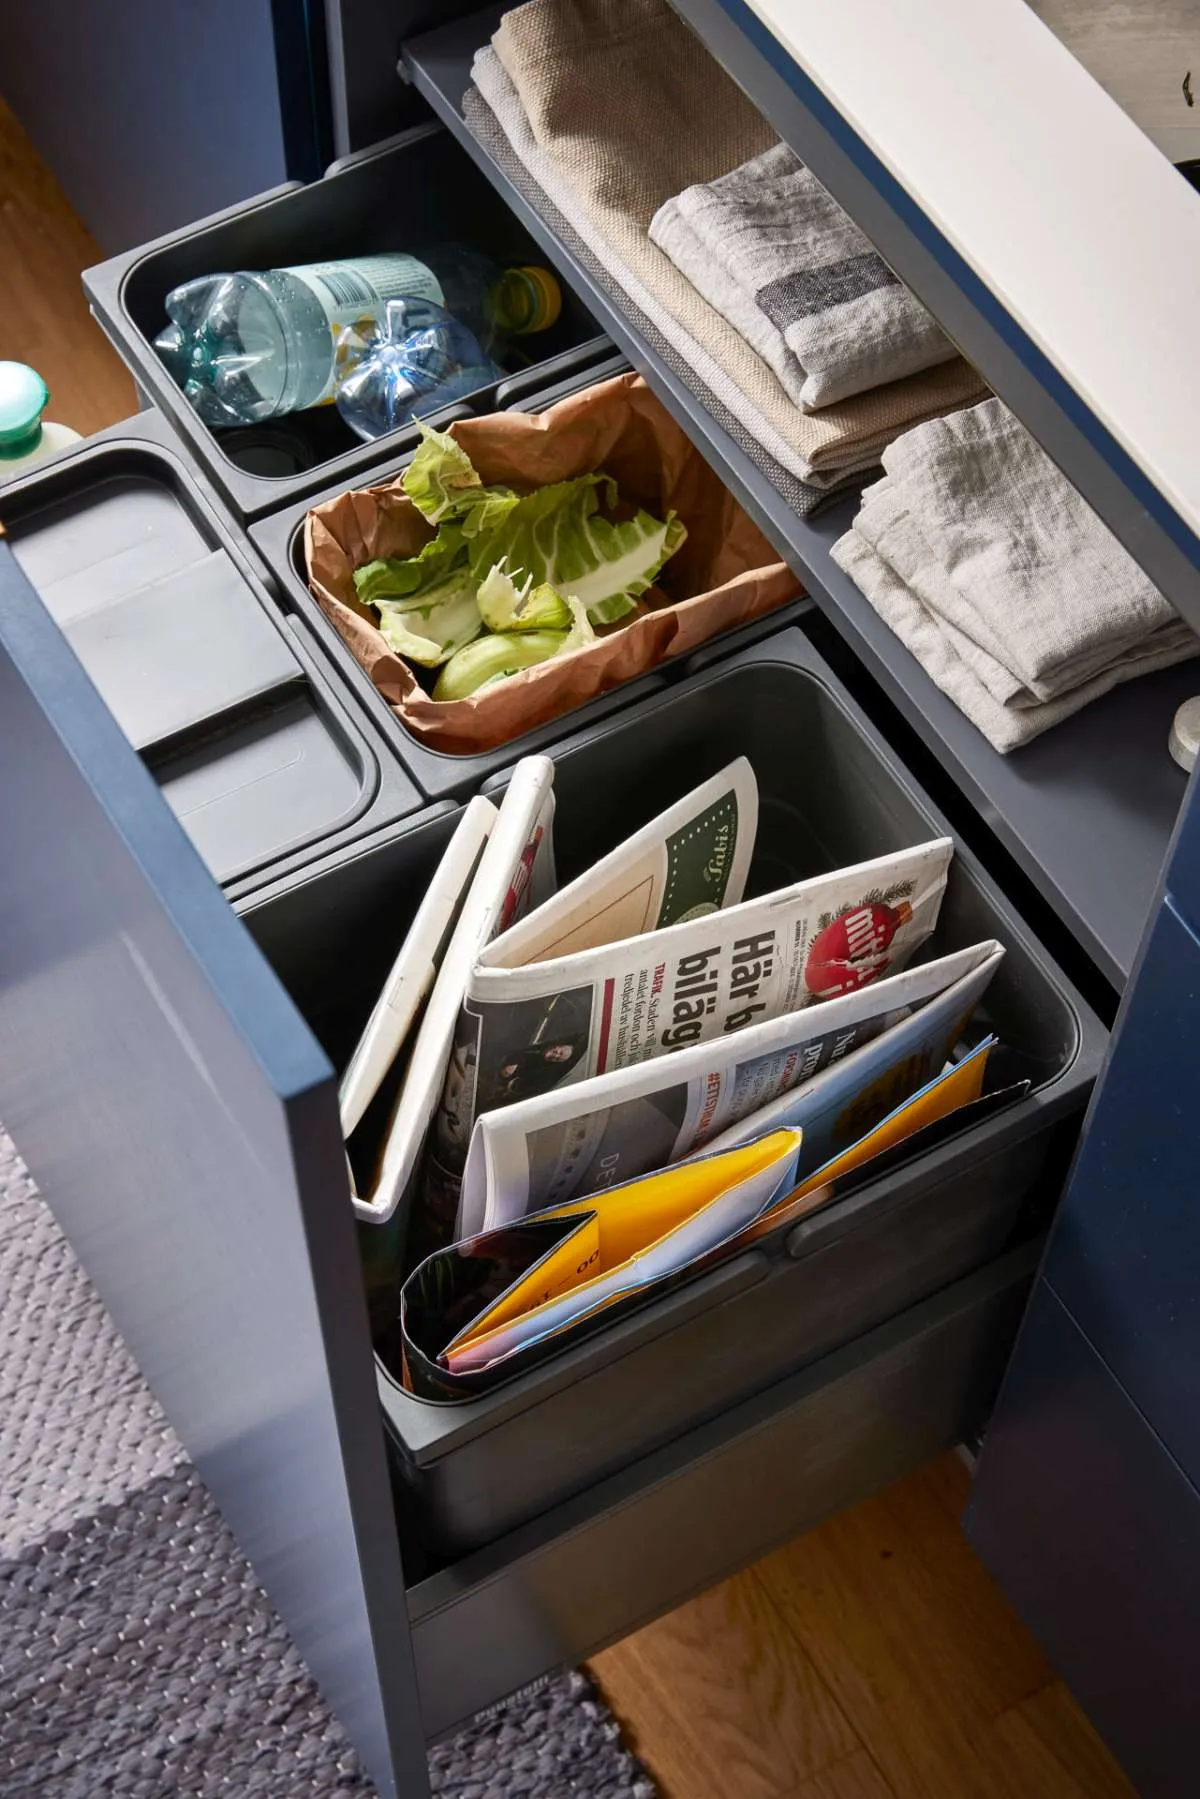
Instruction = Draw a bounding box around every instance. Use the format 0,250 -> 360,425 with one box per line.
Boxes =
401,5 -> 1196,995
664,0 -> 1200,626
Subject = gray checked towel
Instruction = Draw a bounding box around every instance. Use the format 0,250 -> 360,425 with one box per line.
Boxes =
650,144 -> 957,412
831,398 -> 1200,752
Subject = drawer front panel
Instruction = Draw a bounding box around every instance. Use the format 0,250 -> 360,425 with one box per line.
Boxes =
0,543 -> 422,1799
410,1249 -> 1034,1741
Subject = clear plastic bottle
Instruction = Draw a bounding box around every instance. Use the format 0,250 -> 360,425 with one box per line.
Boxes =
334,297 -> 504,441
0,362 -> 82,477
154,247 -> 561,427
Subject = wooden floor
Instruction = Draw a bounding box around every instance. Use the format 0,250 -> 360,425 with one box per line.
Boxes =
0,97 -> 133,433
591,1453 -> 1136,1799
0,89 -> 1137,1799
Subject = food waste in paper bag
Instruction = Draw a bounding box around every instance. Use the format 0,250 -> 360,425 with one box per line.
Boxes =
303,373 -> 802,754
350,421 -> 686,697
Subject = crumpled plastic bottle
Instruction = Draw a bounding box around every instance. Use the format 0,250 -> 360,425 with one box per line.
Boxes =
334,298 -> 504,442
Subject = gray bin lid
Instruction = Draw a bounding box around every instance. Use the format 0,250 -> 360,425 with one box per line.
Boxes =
1,445 -> 389,885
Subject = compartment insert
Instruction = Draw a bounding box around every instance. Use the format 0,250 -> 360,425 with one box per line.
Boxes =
241,630 -> 1104,1557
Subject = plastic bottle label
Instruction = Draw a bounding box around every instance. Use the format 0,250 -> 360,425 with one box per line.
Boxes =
283,255 -> 446,402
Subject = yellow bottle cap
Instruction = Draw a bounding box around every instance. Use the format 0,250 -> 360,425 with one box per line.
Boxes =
496,266 -> 563,335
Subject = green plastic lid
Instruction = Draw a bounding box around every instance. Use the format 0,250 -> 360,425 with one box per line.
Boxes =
0,362 -> 49,452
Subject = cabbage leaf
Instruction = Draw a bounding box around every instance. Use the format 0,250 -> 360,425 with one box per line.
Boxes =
353,523 -> 467,608
375,566 -> 483,667
470,474 -> 685,624
402,422 -> 518,537
433,628 -> 571,700
477,558 -> 574,633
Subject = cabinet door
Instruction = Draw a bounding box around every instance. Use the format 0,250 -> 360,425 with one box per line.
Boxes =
0,545 -> 425,1799
0,0 -> 321,250
969,775 -> 1200,1797
1038,893 -> 1200,1484
968,1285 -> 1200,1799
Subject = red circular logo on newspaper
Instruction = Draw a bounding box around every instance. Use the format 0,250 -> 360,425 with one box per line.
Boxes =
804,900 -> 914,999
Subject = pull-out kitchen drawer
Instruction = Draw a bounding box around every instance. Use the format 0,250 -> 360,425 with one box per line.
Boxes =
312,628 -> 1096,1554
0,514 -> 1106,1794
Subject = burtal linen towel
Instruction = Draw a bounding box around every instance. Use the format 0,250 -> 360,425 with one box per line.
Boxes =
492,0 -> 987,477
650,143 -> 958,411
832,399 -> 1199,751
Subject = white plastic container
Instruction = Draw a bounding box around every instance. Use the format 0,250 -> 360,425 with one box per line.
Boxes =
0,363 -> 82,477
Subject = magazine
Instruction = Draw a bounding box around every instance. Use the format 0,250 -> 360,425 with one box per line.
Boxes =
436,1128 -> 803,1380
714,1036 -> 999,1255
704,947 -> 1000,1178
339,796 -> 495,1143
400,1036 -> 1005,1397
354,755 -> 556,1231
459,939 -> 1003,1235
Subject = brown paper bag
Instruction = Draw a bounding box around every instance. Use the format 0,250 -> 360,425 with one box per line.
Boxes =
304,372 -> 802,754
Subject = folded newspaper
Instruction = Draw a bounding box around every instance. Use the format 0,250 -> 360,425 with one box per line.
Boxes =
459,937 -> 1003,1235
418,754 -> 766,1244
433,772 -> 953,1237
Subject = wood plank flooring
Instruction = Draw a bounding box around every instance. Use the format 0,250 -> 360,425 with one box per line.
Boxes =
0,96 -> 134,435
1,83 -> 1137,1799
591,1454 -> 1136,1799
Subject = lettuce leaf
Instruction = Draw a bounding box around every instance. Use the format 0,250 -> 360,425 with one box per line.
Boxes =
353,524 -> 467,608
402,422 -> 518,538
375,567 -> 483,667
470,475 -> 685,624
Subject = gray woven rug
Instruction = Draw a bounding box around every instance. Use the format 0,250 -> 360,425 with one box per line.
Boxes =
0,1125 -> 655,1798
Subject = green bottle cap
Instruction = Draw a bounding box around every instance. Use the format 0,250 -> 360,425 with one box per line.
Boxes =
0,362 -> 49,455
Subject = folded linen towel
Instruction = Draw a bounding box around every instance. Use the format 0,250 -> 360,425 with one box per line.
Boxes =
831,528 -> 1199,753
650,144 -> 957,411
878,399 -> 1182,695
492,0 -> 988,476
462,83 -> 872,516
831,398 -> 1200,751
851,471 -> 1195,706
